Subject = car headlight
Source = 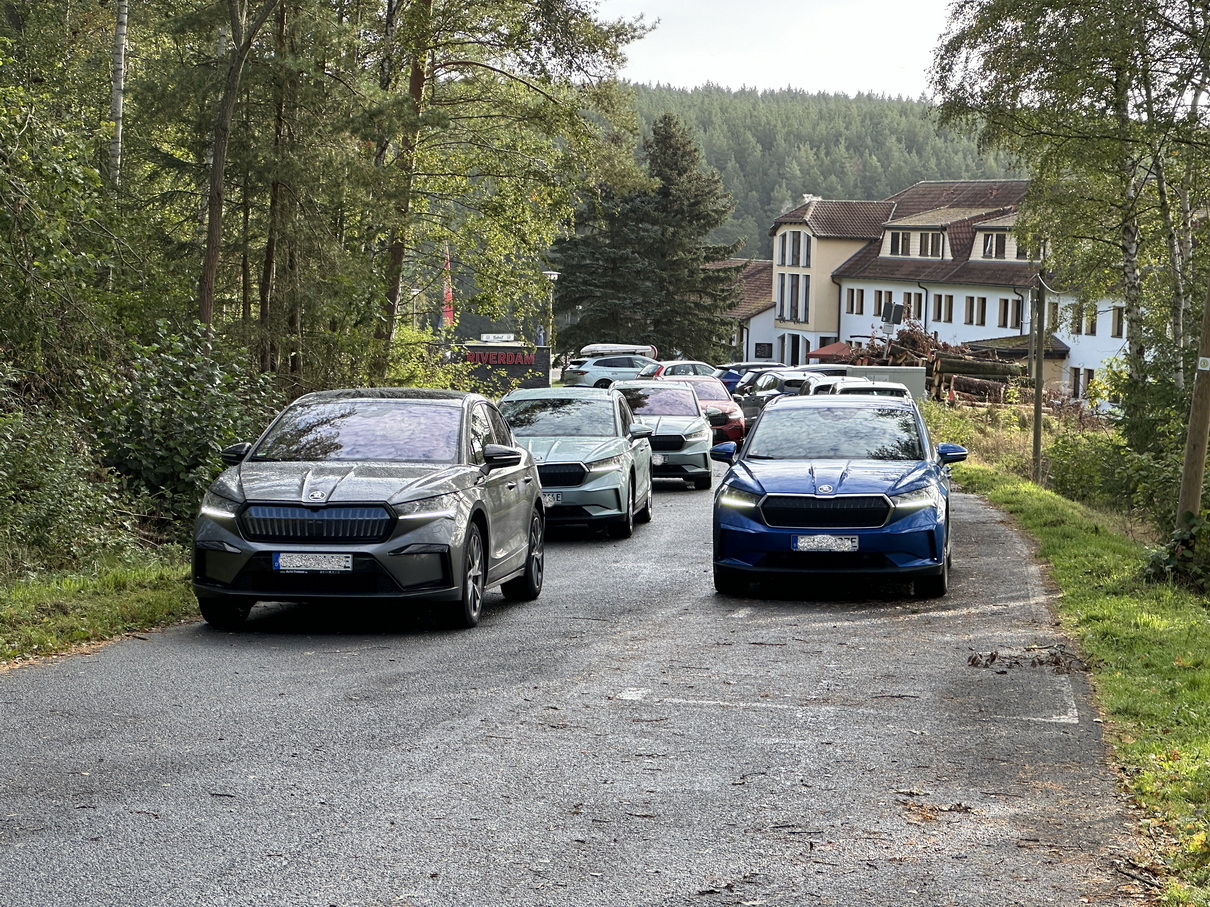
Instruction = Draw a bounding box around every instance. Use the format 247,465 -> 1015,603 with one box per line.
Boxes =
717,485 -> 761,509
393,495 -> 457,521
687,425 -> 712,443
587,454 -> 626,473
200,489 -> 242,519
891,485 -> 942,514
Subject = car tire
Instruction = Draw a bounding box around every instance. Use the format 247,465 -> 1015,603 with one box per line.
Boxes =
636,483 -> 653,524
606,481 -> 635,539
915,525 -> 950,598
501,509 -> 544,601
197,594 -> 252,630
594,378 -> 613,388
692,473 -> 713,490
451,522 -> 487,628
713,565 -> 749,596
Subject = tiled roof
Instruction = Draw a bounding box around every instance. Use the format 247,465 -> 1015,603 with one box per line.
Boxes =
968,334 -> 1070,358
884,180 -> 1030,218
886,207 -> 1012,228
833,239 -> 1040,289
707,258 -> 774,321
771,199 -> 896,239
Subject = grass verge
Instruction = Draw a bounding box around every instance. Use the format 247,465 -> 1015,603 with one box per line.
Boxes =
0,558 -> 196,667
954,463 -> 1210,905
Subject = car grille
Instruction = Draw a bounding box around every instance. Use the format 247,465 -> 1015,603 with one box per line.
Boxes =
538,463 -> 587,487
760,495 -> 890,529
239,504 -> 395,543
651,435 -> 685,452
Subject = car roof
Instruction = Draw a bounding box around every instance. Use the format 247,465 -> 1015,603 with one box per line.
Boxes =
613,380 -> 695,392
770,393 -> 917,412
295,387 -> 472,405
501,386 -> 616,400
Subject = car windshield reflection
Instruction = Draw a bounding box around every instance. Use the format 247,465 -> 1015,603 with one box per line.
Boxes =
745,406 -> 924,461
500,398 -> 617,437
252,401 -> 461,462
617,387 -> 699,416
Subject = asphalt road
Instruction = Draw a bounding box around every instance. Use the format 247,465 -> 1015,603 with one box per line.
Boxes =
0,469 -> 1146,906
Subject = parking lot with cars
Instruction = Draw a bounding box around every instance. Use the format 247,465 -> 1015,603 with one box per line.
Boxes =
0,464 -> 1143,906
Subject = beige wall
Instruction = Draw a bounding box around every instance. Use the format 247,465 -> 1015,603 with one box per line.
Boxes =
772,227 -> 868,334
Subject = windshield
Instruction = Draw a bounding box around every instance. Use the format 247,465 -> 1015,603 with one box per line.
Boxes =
617,386 -> 700,416
745,406 -> 924,461
252,400 -> 461,462
500,397 -> 618,437
678,380 -> 728,401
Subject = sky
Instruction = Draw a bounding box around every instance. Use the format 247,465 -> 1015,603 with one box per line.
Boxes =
594,0 -> 953,99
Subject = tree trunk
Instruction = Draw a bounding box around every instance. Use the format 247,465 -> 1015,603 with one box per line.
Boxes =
1175,279 -> 1210,528
198,0 -> 283,327
107,0 -> 128,189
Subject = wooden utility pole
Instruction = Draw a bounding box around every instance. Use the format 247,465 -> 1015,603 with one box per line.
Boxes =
1175,279 -> 1210,528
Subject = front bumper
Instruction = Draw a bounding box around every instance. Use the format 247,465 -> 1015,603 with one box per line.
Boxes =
712,504 -> 945,579
540,468 -> 628,523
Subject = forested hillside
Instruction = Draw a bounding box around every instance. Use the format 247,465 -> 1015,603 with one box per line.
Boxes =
631,85 -> 1018,257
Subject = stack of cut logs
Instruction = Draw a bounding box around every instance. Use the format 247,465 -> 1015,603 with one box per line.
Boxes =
847,340 -> 1027,402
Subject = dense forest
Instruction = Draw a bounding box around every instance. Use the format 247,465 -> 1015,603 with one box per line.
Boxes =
630,85 -> 1018,258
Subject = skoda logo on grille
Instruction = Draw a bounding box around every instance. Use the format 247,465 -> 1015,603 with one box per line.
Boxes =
817,484 -> 835,494
308,491 -> 326,501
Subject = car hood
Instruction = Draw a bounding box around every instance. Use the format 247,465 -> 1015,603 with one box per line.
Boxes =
226,460 -> 470,504
514,436 -> 625,464
732,458 -> 934,497
635,414 -> 706,435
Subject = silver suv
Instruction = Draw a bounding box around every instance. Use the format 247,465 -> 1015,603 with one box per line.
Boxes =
561,354 -> 658,387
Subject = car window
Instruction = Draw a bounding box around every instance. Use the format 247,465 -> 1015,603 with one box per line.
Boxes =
682,380 -> 728,401
617,386 -> 700,416
756,373 -> 777,392
745,406 -> 924,461
500,397 -> 619,437
486,404 -> 515,445
467,404 -> 494,464
598,357 -> 627,368
618,396 -> 636,429
692,363 -> 714,375
252,400 -> 462,462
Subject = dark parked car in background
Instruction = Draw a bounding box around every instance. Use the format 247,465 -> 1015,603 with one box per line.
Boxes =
499,386 -> 654,539
714,360 -> 784,392
711,394 -> 968,598
192,389 -> 545,630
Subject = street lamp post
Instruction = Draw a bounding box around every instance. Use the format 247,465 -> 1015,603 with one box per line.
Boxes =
541,270 -> 559,350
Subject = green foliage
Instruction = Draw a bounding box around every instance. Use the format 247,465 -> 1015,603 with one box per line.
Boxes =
1144,511 -> 1210,594
78,322 -> 283,525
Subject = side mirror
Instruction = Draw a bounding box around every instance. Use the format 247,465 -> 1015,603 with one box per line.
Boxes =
937,442 -> 968,465
710,441 -> 738,464
705,407 -> 729,427
483,443 -> 524,469
629,423 -> 654,440
220,442 -> 252,466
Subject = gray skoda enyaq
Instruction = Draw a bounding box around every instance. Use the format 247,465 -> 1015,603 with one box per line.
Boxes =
192,388 -> 544,630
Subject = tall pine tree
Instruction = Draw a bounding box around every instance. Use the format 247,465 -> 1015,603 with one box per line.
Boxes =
555,113 -> 742,362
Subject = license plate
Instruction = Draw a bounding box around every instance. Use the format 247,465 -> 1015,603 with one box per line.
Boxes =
651,454 -> 666,466
793,535 -> 859,552
542,492 -> 562,506
273,552 -> 353,573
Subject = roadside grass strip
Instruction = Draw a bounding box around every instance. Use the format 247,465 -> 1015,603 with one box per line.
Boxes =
0,560 -> 194,665
955,464 -> 1210,905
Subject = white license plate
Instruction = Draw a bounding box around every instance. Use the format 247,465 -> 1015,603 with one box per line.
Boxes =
651,454 -> 666,466
793,535 -> 859,552
274,552 -> 353,573
542,492 -> 562,506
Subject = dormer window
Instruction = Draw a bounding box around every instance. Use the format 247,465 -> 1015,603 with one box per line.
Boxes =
889,231 -> 911,256
982,233 -> 1006,259
920,232 -> 943,258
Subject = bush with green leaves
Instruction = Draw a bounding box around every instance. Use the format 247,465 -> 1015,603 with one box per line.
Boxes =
79,322 -> 284,527
0,407 -> 138,577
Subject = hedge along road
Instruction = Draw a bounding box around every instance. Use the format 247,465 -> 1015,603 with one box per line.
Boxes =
0,474 -> 1146,906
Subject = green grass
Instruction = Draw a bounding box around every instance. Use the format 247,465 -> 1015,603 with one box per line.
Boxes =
0,558 -> 196,665
954,464 -> 1210,904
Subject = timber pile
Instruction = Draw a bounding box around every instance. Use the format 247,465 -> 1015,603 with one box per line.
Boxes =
928,350 -> 1026,402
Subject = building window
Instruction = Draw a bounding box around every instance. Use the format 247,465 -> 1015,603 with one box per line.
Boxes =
998,298 -> 1009,328
964,296 -> 974,324
847,287 -> 865,315
943,294 -> 954,323
1015,239 -> 1030,260
854,287 -> 863,315
976,296 -> 987,326
1011,297 -> 1023,329
1072,305 -> 1084,335
889,231 -> 911,256
790,231 -> 802,267
1085,368 -> 1095,396
933,294 -> 943,321
1111,305 -> 1124,338
904,291 -> 922,320
777,232 -> 787,266
982,233 -> 1006,259
921,232 -> 943,258
874,289 -> 890,319
776,273 -> 786,319
1071,367 -> 1082,398
802,275 -> 811,322
1086,306 -> 1097,335
801,233 -> 812,268
1048,299 -> 1060,328
789,274 -> 800,321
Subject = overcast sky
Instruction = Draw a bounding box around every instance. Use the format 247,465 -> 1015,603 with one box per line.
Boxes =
594,0 -> 953,99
